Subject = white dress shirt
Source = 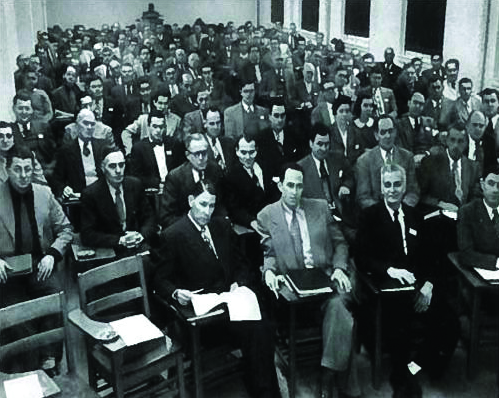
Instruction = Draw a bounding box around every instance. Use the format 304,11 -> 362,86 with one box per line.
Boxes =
78,137 -> 98,186
243,162 -> 264,190
152,141 -> 168,181
385,202 -> 408,255
282,202 -> 314,267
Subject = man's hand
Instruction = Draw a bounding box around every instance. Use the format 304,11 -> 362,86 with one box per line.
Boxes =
0,259 -> 13,283
118,231 -> 144,249
174,289 -> 194,306
37,255 -> 55,281
438,201 -> 459,212
264,269 -> 285,299
62,186 -> 75,199
414,281 -> 433,312
413,154 -> 426,167
387,267 -> 416,285
331,268 -> 351,292
338,186 -> 350,198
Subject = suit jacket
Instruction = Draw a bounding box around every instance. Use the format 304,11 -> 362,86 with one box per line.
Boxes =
170,94 -> 197,118
255,198 -> 349,275
0,182 -> 73,258
311,101 -> 334,128
223,160 -> 274,227
396,115 -> 435,154
159,161 -> 224,228
355,146 -> 420,209
224,102 -> 270,140
183,109 -> 205,134
422,98 -> 445,130
330,122 -> 362,166
63,121 -> 115,147
379,62 -> 402,90
446,96 -> 482,128
419,151 -> 480,209
290,80 -> 321,109
457,199 -> 499,270
199,35 -> 221,60
203,135 -> 236,171
11,120 -> 56,167
355,202 -> 429,282
358,86 -> 398,118
154,215 -> 250,299
80,176 -> 155,248
51,84 -> 84,114
258,68 -> 295,104
129,137 -> 180,188
52,138 -> 108,197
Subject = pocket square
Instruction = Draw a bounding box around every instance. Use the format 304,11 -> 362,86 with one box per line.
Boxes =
409,228 -> 417,236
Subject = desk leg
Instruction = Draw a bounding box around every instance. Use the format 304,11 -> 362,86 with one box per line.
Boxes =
468,290 -> 482,379
190,324 -> 203,398
373,296 -> 382,390
289,305 -> 297,398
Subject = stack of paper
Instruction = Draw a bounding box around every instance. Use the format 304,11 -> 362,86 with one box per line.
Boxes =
474,267 -> 499,283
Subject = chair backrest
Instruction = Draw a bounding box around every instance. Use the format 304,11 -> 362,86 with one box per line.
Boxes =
0,292 -> 70,368
77,255 -> 150,321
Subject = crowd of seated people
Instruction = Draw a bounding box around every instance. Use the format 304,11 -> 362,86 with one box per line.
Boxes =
1,11 -> 499,398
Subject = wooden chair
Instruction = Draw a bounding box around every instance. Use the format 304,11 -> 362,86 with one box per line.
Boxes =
70,255 -> 186,398
0,292 -> 99,398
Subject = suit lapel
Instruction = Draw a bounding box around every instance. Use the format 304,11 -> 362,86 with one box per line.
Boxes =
0,184 -> 15,241
272,203 -> 298,269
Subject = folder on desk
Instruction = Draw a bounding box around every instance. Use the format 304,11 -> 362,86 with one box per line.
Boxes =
5,254 -> 32,276
285,268 -> 333,296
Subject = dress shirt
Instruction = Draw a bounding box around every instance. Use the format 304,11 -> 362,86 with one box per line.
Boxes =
446,150 -> 462,182
380,147 -> 394,164
326,102 -> 335,125
468,138 -> 477,161
384,201 -> 408,255
491,114 -> 499,129
281,201 -> 313,267
242,101 -> 254,113
191,167 -> 204,183
304,81 -> 312,94
243,161 -> 264,190
208,137 -> 226,168
312,153 -> 329,176
107,182 -> 126,229
151,141 -> 168,181
78,137 -> 98,186
188,212 -> 218,258
443,80 -> 457,101
482,199 -> 499,269
17,122 -> 31,137
273,130 -> 284,146
408,116 -> 417,130
255,64 -> 262,82
316,66 -> 321,84
337,125 -> 348,157
431,99 -> 442,109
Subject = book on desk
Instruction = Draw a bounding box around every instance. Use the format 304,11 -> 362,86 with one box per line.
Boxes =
5,254 -> 32,276
285,268 -> 333,297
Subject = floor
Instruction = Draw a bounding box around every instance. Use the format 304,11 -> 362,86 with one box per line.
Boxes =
63,264 -> 498,398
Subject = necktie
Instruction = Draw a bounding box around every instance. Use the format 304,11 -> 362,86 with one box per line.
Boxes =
115,187 -> 126,230
289,209 -> 304,267
392,208 -> 407,255
211,138 -> 225,169
201,226 -> 217,257
414,117 -> 420,132
251,171 -> 260,188
20,197 -> 33,254
199,170 -> 205,181
492,208 -> 499,236
374,88 -> 385,116
319,160 -> 333,205
21,123 -> 29,137
452,161 -> 463,204
82,140 -> 91,157
386,150 -> 393,164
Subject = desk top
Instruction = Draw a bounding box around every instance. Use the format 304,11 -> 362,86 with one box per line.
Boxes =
0,370 -> 60,398
448,252 -> 499,291
71,244 -> 116,263
278,284 -> 333,304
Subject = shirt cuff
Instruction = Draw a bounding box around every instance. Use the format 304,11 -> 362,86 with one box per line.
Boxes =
496,258 -> 499,269
46,247 -> 63,263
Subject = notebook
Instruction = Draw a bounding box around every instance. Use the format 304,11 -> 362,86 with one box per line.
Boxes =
5,254 -> 32,276
286,268 -> 333,296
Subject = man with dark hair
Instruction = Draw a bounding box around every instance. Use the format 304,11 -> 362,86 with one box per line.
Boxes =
170,73 -> 197,118
358,64 -> 398,119
422,75 -> 446,130
51,65 -> 84,116
311,81 -> 338,129
155,181 -> 281,398
256,163 -> 360,398
183,90 -> 211,134
480,87 -> 499,169
379,47 -> 402,90
442,58 -> 460,101
18,68 -> 54,124
203,107 -> 235,171
444,77 -> 481,129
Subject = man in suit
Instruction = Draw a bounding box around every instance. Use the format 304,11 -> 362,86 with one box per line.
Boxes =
183,90 -> 210,134
50,65 -> 84,116
422,75 -> 446,131
0,145 -> 72,373
464,110 -> 495,174
159,133 -> 224,228
195,65 -> 229,110
203,107 -> 235,171
356,114 -> 420,209
154,181 -> 281,398
419,125 -> 480,212
84,74 -> 118,134
358,64 -> 398,119
355,163 -> 459,398
290,62 -> 321,109
445,78 -> 482,129
379,47 -> 402,90
259,51 -> 295,106
170,73 -> 197,118
298,123 -> 356,243
129,110 -> 180,189
239,45 -> 266,93
421,54 -> 446,86
52,109 -> 109,199
480,88 -> 499,169
442,59 -> 460,101
224,80 -> 269,140
80,146 -> 155,255
311,82 -> 336,128
255,163 -> 360,398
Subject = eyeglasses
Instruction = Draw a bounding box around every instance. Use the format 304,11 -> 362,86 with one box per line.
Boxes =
188,150 -> 208,158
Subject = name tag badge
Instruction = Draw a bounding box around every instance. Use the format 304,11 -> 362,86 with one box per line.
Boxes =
355,144 -> 360,149
409,228 -> 417,236
338,170 -> 343,178
166,150 -> 172,155
108,107 -> 114,112
260,115 -> 265,120
38,134 -> 44,139
384,98 -> 389,102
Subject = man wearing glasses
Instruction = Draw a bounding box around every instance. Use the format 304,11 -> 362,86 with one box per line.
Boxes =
160,133 -> 224,228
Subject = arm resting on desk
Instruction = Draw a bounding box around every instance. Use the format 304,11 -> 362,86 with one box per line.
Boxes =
68,309 -> 120,345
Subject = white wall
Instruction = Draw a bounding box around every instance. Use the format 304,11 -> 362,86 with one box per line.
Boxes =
46,0 -> 257,29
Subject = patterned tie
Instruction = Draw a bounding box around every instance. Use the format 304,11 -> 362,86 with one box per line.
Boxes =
289,209 -> 304,267
82,140 -> 91,157
115,187 -> 126,230
492,208 -> 499,236
452,161 -> 463,204
200,226 -> 217,257
386,150 -> 393,164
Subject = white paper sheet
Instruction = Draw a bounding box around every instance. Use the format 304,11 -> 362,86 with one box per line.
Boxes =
110,314 -> 163,346
4,374 -> 43,398
474,267 -> 499,282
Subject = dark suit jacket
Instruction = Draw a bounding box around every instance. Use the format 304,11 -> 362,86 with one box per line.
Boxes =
159,161 -> 224,228
52,138 -> 108,197
457,199 -> 499,270
419,151 -> 480,209
223,160 -> 274,227
290,80 -> 321,109
204,135 -> 236,171
10,120 -> 56,167
379,62 -> 402,90
80,176 -> 155,248
223,102 -> 270,140
169,94 -> 197,118
154,215 -> 250,299
129,137 -> 179,188
396,115 -> 435,154
330,122 -> 362,166
51,84 -> 84,114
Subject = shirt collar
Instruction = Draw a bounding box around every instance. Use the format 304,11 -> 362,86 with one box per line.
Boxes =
106,181 -> 123,199
384,200 -> 404,221
482,199 -> 499,220
446,149 -> 461,168
354,118 -> 373,128
187,211 -> 203,231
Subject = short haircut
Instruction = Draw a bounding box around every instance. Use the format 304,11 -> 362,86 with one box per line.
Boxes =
480,87 -> 499,100
278,162 -> 304,182
377,114 -> 395,131
13,90 -> 32,106
458,77 -> 472,87
184,132 -> 205,149
332,95 -> 352,115
100,146 -> 123,166
136,76 -> 150,87
139,45 -> 150,54
445,58 -> 460,69
122,62 -> 133,69
482,164 -> 499,179
370,64 -> 383,75
428,74 -> 443,84
269,97 -> 286,112
85,74 -> 103,88
309,122 -> 329,143
0,121 -> 11,129
147,109 -> 164,125
239,79 -> 255,91
236,135 -> 257,150
380,163 -> 407,185
192,180 -> 217,197
5,145 -> 34,168
411,57 -> 422,64
151,88 -> 171,102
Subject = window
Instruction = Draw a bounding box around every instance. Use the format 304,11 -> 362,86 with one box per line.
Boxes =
271,0 -> 284,24
301,0 -> 320,32
344,0 -> 371,38
405,0 -> 446,55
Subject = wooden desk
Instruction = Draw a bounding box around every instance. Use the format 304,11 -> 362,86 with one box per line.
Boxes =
277,285 -> 332,398
448,252 -> 499,378
0,370 -> 60,398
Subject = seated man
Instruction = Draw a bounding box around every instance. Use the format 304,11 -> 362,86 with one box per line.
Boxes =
129,109 -> 182,189
355,163 -> 459,398
154,182 -> 280,398
80,147 -> 155,256
0,145 -> 73,373
457,165 -> 499,270
255,163 -> 360,398
203,107 -> 235,171
159,133 -> 224,228
356,114 -> 419,209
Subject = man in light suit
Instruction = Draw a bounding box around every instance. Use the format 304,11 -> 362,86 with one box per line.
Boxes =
224,80 -> 269,140
457,165 -> 499,270
255,163 -> 360,398
445,78 -> 482,129
356,115 -> 420,209
0,145 -> 73,373
183,90 -> 210,134
311,82 -> 337,129
358,64 -> 398,119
